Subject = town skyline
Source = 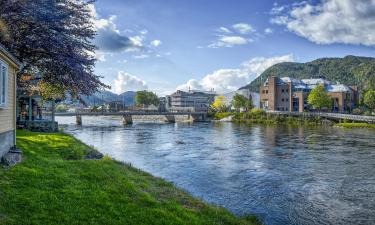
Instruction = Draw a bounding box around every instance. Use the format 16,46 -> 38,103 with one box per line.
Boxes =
92,0 -> 375,96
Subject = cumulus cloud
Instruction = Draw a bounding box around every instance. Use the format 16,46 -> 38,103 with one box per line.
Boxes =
88,5 -> 144,53
113,71 -> 148,94
133,54 -> 150,59
150,40 -> 162,47
232,23 -> 255,34
177,54 -> 294,93
208,36 -> 250,48
271,0 -> 375,46
217,27 -> 232,34
264,28 -> 273,34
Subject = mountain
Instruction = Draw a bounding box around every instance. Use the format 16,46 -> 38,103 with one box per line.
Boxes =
80,91 -> 136,106
240,55 -> 375,93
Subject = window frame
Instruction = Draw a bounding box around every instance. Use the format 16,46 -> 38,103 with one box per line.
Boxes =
0,59 -> 9,108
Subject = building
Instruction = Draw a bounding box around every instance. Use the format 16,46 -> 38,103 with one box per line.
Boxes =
166,90 -> 216,112
0,44 -> 21,159
260,76 -> 358,113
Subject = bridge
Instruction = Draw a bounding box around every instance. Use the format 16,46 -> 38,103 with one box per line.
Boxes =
268,111 -> 375,123
54,111 -> 208,125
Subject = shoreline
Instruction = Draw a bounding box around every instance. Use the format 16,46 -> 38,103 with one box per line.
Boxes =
0,130 -> 261,225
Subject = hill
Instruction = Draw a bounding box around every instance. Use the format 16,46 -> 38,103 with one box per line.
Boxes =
240,55 -> 375,93
80,91 -> 136,106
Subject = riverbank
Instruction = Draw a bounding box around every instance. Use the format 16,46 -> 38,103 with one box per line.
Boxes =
212,110 -> 328,126
0,130 -> 259,225
335,122 -> 375,129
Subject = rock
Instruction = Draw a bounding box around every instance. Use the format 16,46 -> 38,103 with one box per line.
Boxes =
85,149 -> 104,160
1,151 -> 22,167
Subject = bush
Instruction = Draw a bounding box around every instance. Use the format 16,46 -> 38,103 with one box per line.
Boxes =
364,111 -> 373,116
250,108 -> 265,115
352,108 -> 363,115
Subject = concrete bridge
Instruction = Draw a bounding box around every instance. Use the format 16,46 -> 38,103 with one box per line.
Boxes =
54,111 -> 208,125
268,111 -> 375,123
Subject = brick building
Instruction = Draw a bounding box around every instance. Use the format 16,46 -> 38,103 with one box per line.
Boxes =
260,77 -> 358,112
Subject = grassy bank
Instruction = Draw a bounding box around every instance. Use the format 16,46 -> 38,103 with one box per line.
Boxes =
0,130 -> 259,225
212,110 -> 325,126
335,122 -> 375,129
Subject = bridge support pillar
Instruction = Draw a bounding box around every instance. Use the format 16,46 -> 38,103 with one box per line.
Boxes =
165,115 -> 175,123
76,115 -> 82,126
191,114 -> 207,122
122,114 -> 133,125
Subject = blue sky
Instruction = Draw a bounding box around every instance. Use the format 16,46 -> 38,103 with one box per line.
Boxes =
91,0 -> 375,95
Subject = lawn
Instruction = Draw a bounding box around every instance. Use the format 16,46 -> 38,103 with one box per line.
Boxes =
0,130 -> 260,225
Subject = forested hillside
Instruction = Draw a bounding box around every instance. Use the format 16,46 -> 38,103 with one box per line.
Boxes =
240,55 -> 375,93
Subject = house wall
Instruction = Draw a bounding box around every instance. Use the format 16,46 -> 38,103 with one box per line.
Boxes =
0,50 -> 18,158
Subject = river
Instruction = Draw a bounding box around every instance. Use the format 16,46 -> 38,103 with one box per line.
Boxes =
57,116 -> 375,225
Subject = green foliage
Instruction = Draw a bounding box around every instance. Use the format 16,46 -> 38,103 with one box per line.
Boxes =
336,123 -> 375,129
352,108 -> 363,115
250,108 -> 265,115
211,95 -> 228,112
135,91 -> 159,106
0,130 -> 260,225
240,55 -> 375,95
232,94 -> 253,112
55,104 -> 68,113
307,84 -> 332,110
213,112 -> 233,120
364,90 -> 375,111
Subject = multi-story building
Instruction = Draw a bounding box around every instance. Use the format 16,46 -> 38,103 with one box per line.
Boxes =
260,77 -> 358,113
166,90 -> 216,112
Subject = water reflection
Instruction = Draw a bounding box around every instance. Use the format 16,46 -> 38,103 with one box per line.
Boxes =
57,116 -> 375,225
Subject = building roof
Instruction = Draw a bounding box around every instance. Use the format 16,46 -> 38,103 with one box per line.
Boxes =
0,43 -> 21,67
301,78 -> 331,85
326,84 -> 352,93
264,76 -> 354,93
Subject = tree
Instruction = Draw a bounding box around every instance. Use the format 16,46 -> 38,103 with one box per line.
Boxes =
0,0 -> 107,97
211,95 -> 227,112
307,84 -> 332,110
232,94 -> 253,112
232,94 -> 246,112
364,90 -> 375,112
135,91 -> 159,106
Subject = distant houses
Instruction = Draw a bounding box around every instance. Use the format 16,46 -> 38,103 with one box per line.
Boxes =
0,44 -> 21,159
260,76 -> 359,113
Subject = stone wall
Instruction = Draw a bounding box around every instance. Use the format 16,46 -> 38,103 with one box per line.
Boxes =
0,130 -> 14,158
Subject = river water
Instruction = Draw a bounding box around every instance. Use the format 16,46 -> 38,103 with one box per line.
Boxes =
57,116 -> 375,225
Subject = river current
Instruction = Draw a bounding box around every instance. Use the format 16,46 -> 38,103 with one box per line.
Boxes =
57,116 -> 375,225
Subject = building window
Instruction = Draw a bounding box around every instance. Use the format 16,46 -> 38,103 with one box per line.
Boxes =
286,98 -> 289,102
282,89 -> 284,93
266,90 -> 268,94
282,98 -> 284,102
0,60 -> 8,108
262,90 -> 265,94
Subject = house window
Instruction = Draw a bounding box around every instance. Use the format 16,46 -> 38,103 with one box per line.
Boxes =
0,60 -> 8,108
282,89 -> 284,93
266,90 -> 268,94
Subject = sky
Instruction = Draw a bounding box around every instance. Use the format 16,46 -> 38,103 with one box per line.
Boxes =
91,0 -> 375,96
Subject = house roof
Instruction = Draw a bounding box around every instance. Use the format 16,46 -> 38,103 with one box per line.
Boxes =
0,43 -> 21,67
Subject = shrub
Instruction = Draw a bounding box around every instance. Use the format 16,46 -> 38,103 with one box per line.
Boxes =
352,108 -> 363,115
250,108 -> 265,115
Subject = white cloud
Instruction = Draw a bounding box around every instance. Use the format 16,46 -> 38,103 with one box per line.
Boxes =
264,28 -> 273,34
88,4 -> 145,54
217,27 -> 232,34
133,54 -> 150,59
150,40 -> 162,47
177,54 -> 294,93
271,0 -> 375,46
113,71 -> 148,94
232,23 -> 255,34
208,36 -> 250,48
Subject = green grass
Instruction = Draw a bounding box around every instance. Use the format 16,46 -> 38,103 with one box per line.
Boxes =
0,130 -> 260,225
335,122 -> 375,129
